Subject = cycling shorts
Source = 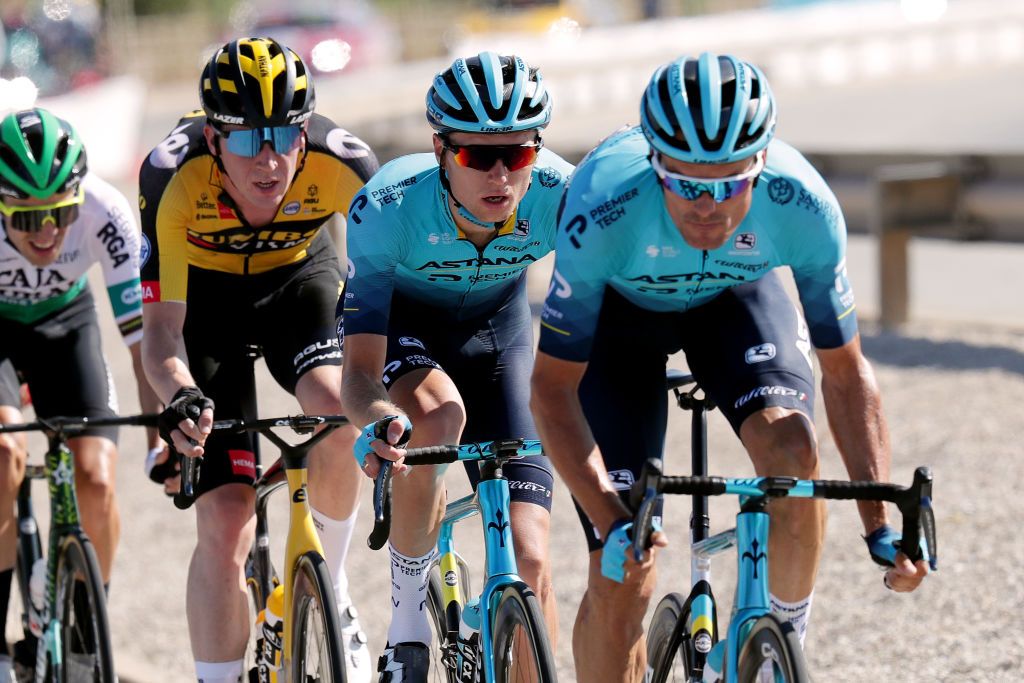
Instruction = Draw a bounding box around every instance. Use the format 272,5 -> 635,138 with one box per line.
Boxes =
0,288 -> 119,441
184,233 -> 343,497
574,270 -> 817,550
342,275 -> 553,510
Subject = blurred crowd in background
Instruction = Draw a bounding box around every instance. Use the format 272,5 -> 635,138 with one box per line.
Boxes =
2,0 -> 943,94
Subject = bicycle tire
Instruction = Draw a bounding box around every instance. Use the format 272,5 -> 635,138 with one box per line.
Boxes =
647,593 -> 694,683
734,615 -> 810,683
424,568 -> 459,683
288,551 -> 347,683
490,581 -> 556,683
55,531 -> 115,682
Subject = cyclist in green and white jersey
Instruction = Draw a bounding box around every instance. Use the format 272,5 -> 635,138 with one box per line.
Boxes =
0,108 -> 162,678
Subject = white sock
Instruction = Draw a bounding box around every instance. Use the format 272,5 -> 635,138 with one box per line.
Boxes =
195,658 -> 244,683
770,591 -> 814,647
311,505 -> 357,608
386,544 -> 436,646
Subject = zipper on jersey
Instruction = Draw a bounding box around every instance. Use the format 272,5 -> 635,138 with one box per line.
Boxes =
455,240 -> 487,314
685,250 -> 710,309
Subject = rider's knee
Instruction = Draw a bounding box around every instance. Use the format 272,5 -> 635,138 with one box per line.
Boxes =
0,434 -> 26,491
196,489 -> 255,561
74,440 -> 118,498
745,409 -> 818,477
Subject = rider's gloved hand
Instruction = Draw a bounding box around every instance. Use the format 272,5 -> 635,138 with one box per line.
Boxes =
600,519 -> 633,583
354,415 -> 412,477
144,444 -> 180,495
864,523 -> 931,592
157,386 -> 214,454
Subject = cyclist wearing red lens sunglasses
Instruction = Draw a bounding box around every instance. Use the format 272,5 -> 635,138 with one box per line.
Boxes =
340,51 -> 574,678
0,107 -> 162,680
531,52 -> 930,682
138,37 -> 379,683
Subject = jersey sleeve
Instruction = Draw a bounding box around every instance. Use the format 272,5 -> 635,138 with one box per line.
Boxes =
342,185 -> 408,335
537,171 -> 624,362
138,113 -> 206,304
782,178 -> 859,349
85,176 -> 144,345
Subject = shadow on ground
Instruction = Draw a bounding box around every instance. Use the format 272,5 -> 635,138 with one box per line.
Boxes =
862,330 -> 1024,375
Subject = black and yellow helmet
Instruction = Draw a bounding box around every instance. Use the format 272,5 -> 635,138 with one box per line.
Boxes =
200,37 -> 316,128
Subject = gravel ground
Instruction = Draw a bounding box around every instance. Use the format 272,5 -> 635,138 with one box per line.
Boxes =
5,246 -> 1023,682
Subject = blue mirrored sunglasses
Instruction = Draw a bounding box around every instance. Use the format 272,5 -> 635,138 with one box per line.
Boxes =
216,125 -> 303,157
651,153 -> 765,203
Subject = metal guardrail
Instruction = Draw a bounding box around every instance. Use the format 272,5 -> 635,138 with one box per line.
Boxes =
808,154 -> 1024,327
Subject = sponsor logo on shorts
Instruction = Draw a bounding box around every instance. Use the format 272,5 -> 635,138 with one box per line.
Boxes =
734,385 -> 808,410
607,469 -> 635,491
139,233 -> 151,267
228,449 -> 256,478
399,336 -> 425,350
508,481 -> 551,497
745,343 -> 776,364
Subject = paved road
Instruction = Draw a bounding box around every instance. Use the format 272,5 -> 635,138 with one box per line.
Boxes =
5,236 -> 1023,681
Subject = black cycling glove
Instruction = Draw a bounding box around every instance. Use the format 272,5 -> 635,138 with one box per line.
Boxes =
157,386 -> 215,447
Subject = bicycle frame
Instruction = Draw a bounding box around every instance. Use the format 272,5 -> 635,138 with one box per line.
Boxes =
235,415 -> 347,676
26,436 -> 81,682
435,458 -> 523,682
1,414 -> 157,683
636,372 -> 937,682
369,438 -> 546,683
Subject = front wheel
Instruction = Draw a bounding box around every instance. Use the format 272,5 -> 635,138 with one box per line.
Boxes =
489,582 -> 556,683
288,551 -> 346,683
734,615 -> 810,683
424,568 -> 459,683
55,532 -> 115,682
647,593 -> 694,682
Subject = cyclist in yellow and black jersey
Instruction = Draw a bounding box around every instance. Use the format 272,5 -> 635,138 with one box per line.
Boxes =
138,37 -> 378,683
139,109 -> 374,297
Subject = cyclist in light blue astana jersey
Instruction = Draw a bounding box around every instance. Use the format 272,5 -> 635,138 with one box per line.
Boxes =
531,53 -> 930,683
341,52 -> 573,680
0,108 -> 161,680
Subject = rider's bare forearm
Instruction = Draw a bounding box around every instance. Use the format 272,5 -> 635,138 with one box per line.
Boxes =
341,368 -> 405,428
130,341 -> 164,447
530,373 -> 630,537
820,349 -> 891,532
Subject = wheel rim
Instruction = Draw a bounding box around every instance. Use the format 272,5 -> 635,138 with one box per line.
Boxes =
296,592 -> 335,682
59,574 -> 102,681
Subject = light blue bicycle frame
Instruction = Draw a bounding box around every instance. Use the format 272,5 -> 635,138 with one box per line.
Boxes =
433,441 -> 543,682
687,478 -> 816,681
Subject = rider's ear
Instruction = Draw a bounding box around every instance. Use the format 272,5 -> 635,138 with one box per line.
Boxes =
432,134 -> 445,165
203,123 -> 219,157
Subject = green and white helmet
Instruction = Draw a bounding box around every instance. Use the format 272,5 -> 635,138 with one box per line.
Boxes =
0,108 -> 88,200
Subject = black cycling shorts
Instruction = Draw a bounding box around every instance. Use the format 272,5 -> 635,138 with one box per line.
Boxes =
341,275 -> 553,510
574,270 -> 817,550
183,232 -> 343,496
0,288 -> 119,441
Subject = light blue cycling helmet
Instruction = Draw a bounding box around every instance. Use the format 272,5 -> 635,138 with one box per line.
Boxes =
640,52 -> 776,164
426,52 -> 552,134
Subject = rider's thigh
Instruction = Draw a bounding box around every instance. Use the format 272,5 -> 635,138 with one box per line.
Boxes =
740,406 -> 818,477
294,363 -> 343,412
390,367 -> 466,443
